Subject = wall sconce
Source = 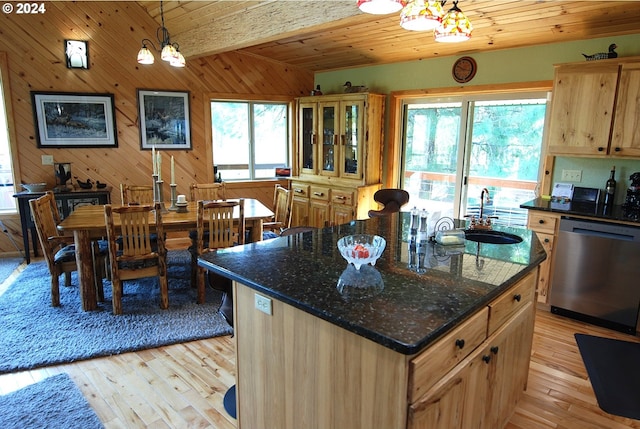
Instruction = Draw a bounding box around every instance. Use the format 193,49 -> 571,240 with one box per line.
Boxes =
65,40 -> 89,69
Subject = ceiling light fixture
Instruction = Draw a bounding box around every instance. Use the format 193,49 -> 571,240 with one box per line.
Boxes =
137,0 -> 185,68
358,0 -> 472,42
400,0 -> 444,32
434,1 -> 473,42
357,0 -> 405,15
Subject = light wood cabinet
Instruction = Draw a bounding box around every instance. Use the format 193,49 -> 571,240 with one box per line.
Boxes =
291,180 -> 379,228
408,272 -> 536,429
547,56 -> 640,157
526,211 -> 560,303
233,270 -> 537,429
292,93 -> 385,227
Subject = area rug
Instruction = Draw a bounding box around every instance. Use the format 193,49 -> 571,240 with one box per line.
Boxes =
0,257 -> 23,284
0,373 -> 103,429
575,333 -> 640,420
0,250 -> 232,374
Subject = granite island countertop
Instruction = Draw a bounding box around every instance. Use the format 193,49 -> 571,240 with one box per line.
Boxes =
198,213 -> 546,355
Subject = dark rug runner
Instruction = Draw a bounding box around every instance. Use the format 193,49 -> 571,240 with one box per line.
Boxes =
0,373 -> 103,429
575,333 -> 640,420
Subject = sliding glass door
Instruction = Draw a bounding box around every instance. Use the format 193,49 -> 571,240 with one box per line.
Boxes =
401,93 -> 548,227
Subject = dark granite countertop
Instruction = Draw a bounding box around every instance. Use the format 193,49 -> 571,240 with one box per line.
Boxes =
520,198 -> 640,223
198,213 -> 546,355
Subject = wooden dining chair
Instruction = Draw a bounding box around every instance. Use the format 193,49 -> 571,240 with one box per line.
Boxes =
104,203 -> 168,315
30,191 -> 106,306
193,199 -> 245,304
120,184 -> 154,205
262,184 -> 293,238
368,188 -> 410,217
189,182 -> 226,202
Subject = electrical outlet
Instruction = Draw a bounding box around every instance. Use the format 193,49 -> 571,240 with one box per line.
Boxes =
255,293 -> 272,315
41,155 -> 54,165
561,169 -> 582,182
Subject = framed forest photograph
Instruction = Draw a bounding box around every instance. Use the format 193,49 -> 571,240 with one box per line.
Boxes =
31,92 -> 118,148
138,89 -> 191,150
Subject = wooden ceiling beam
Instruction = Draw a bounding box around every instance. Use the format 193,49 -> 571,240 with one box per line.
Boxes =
175,1 -> 367,60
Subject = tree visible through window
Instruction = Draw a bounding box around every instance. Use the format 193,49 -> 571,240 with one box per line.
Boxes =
402,93 -> 548,227
211,100 -> 289,180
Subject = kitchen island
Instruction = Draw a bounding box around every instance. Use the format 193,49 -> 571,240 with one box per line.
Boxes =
199,213 -> 546,429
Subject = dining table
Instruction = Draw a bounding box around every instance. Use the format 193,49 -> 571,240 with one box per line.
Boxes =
57,199 -> 274,311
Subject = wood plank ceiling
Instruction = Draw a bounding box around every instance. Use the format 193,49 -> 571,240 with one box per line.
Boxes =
137,1 -> 640,72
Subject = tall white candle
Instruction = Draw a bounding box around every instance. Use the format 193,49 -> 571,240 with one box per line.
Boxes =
152,146 -> 156,175
171,156 -> 175,184
157,152 -> 162,181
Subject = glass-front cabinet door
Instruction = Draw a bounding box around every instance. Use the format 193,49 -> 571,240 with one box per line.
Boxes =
341,99 -> 364,179
318,101 -> 339,177
299,102 -> 317,175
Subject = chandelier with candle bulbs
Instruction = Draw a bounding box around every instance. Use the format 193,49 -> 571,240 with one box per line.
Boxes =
136,1 -> 185,68
357,0 -> 473,42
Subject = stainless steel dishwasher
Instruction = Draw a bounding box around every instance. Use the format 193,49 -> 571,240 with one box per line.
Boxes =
550,217 -> 640,335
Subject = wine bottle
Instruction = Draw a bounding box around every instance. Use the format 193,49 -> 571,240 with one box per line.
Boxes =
604,166 -> 616,206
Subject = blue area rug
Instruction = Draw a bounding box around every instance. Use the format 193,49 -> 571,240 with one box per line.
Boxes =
0,250 -> 232,374
0,373 -> 103,429
0,257 -> 23,284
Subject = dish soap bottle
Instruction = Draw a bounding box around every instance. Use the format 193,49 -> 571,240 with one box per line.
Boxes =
604,166 -> 616,207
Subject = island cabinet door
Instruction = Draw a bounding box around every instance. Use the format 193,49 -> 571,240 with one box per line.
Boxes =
233,283 -> 409,429
408,344 -> 490,429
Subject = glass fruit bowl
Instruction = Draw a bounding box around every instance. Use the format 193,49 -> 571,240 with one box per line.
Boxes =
337,234 -> 386,270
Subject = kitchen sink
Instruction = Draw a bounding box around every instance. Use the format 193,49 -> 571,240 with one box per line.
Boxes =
464,229 -> 523,245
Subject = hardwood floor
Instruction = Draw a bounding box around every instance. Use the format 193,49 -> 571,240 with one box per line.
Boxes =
1,307 -> 638,428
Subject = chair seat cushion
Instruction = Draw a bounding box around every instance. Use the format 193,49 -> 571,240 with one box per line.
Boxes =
54,245 -> 76,263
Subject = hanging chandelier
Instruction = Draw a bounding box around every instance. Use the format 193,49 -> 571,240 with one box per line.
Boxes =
137,0 -> 185,68
358,0 -> 473,42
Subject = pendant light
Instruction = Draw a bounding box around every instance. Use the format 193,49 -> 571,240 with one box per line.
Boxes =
357,0 -> 405,15
136,1 -> 186,67
434,0 -> 473,42
400,0 -> 444,31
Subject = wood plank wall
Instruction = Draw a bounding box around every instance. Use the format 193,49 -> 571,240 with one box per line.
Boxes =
0,2 -> 313,255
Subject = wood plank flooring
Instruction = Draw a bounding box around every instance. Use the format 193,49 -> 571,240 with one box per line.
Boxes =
1,307 -> 638,428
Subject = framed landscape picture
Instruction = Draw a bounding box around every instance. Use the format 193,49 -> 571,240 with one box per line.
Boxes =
31,92 -> 118,148
137,89 -> 191,150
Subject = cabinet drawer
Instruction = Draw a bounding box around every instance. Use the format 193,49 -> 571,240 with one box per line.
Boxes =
487,271 -> 536,336
310,186 -> 330,201
331,189 -> 354,206
408,306 -> 488,403
527,212 -> 558,234
291,183 -> 310,199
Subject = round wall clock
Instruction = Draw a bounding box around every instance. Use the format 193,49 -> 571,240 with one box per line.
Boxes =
452,56 -> 477,83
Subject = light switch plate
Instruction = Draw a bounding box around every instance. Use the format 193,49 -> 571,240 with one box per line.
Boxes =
255,293 -> 272,315
41,155 -> 54,165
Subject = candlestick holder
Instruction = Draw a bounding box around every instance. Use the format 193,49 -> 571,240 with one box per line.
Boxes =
169,183 -> 178,211
155,179 -> 168,213
152,174 -> 159,202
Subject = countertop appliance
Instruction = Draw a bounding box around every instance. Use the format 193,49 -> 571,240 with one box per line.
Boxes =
551,217 -> 640,335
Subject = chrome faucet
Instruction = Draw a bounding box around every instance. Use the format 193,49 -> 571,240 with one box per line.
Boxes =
466,188 -> 495,230
479,188 -> 490,220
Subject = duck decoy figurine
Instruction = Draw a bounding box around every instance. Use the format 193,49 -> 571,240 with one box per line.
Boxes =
76,178 -> 93,189
582,43 -> 617,61
96,181 -> 107,189
343,81 -> 369,93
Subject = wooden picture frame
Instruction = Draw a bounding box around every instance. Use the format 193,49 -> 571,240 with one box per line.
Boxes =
137,89 -> 191,150
31,91 -> 118,148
